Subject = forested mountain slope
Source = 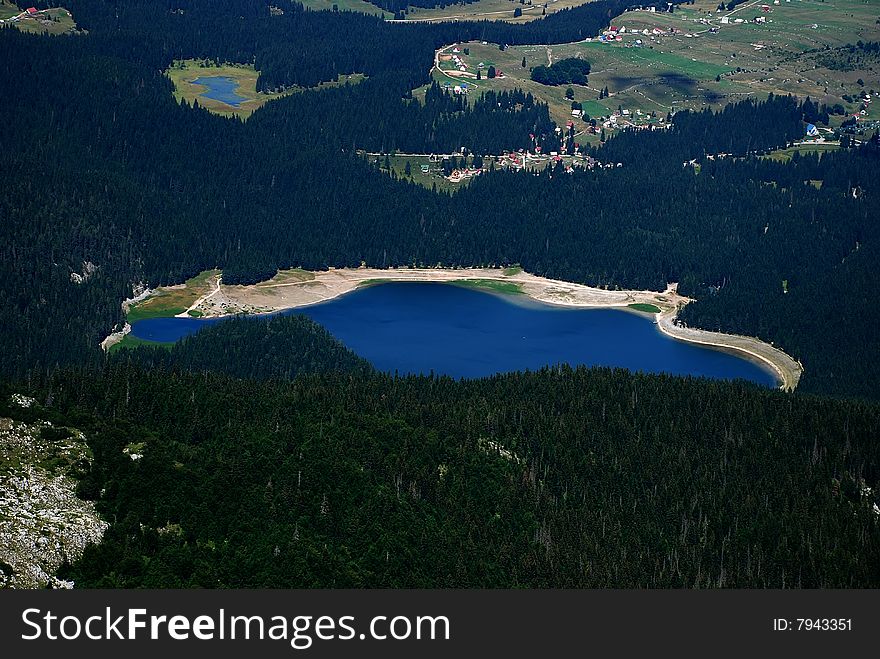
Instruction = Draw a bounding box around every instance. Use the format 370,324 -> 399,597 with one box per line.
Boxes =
114,315 -> 373,380
2,0 -> 879,591
1,0 -> 878,397
22,360 -> 878,588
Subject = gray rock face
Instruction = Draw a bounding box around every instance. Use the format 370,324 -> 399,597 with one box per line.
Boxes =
0,412 -> 107,589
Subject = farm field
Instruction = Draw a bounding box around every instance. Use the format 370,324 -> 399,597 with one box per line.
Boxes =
419,0 -> 880,143
168,60 -> 366,119
0,2 -> 78,35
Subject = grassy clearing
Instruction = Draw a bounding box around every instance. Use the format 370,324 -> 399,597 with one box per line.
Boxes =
427,40 -> 654,138
167,60 -> 366,119
167,60 -> 289,119
298,0 -> 389,17
0,2 -> 78,35
420,0 -> 880,143
763,142 -> 840,162
370,153 -> 473,192
582,41 -> 731,80
585,0 -> 880,121
503,265 -> 523,276
375,148 -> 591,187
108,335 -> 174,354
126,270 -> 219,323
629,303 -> 661,314
399,0 -> 592,24
126,300 -> 189,324
452,279 -> 524,295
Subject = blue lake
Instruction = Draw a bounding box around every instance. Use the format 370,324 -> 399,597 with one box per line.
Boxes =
190,76 -> 248,107
130,283 -> 778,386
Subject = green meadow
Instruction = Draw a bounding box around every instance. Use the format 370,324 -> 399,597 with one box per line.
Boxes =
126,270 -> 220,323
167,60 -> 366,119
418,0 -> 880,143
452,279 -> 524,295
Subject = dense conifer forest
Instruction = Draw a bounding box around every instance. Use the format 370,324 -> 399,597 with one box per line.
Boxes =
368,0 -> 480,14
10,332 -> 880,587
3,40 -> 876,395
116,315 -> 373,380
2,0 -> 880,588
530,57 -> 591,86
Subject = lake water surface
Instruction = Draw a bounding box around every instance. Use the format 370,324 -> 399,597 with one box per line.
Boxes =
190,76 -> 248,107
130,283 -> 777,386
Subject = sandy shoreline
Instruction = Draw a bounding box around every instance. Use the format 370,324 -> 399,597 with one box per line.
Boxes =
655,311 -> 801,391
104,267 -> 800,389
152,266 -> 800,390
182,266 -> 690,314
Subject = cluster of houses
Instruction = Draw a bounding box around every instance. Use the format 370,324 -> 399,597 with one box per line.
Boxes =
0,6 -> 42,25
445,167 -> 483,183
857,92 -> 872,119
575,107 -> 662,133
731,12 -> 774,26
415,148 -> 621,184
591,25 -> 680,45
441,48 -> 504,81
588,0 -> 788,43
684,152 -> 733,168
415,153 -> 483,183
719,1 -> 784,25
595,25 -> 663,42
499,150 -> 608,174
840,91 -> 875,126
449,48 -> 468,73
